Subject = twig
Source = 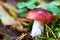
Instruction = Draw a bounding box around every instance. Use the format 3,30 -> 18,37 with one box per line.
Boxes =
46,24 -> 56,38
46,25 -> 49,38
17,18 -> 31,22
46,32 -> 49,38
17,18 -> 30,26
48,26 -> 56,38
21,21 -> 29,26
16,33 -> 27,40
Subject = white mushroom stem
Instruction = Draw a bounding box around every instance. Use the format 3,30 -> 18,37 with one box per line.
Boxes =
30,20 -> 44,37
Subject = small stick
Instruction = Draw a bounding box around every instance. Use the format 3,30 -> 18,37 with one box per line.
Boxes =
46,32 -> 49,38
10,21 -> 28,32
17,18 -> 31,22
46,24 -> 56,38
16,33 -> 27,40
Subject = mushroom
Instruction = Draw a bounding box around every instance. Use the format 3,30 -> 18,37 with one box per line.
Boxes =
26,9 -> 54,37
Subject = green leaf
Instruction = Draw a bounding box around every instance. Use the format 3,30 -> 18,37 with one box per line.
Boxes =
46,38 -> 56,40
19,13 -> 26,17
57,32 -> 60,37
44,4 -> 51,11
44,4 -> 60,14
17,0 -> 39,9
27,4 -> 36,9
36,0 -> 60,16
18,8 -> 28,17
36,4 -> 47,9
55,28 -> 60,32
17,2 -> 26,8
18,8 -> 28,13
36,3 -> 60,16
26,0 -> 39,4
56,0 -> 60,2
49,1 -> 60,6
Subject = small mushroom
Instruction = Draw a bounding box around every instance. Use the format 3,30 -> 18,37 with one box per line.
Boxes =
26,9 -> 54,37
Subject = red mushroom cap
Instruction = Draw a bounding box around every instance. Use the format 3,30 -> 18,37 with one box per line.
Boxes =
26,9 -> 54,23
